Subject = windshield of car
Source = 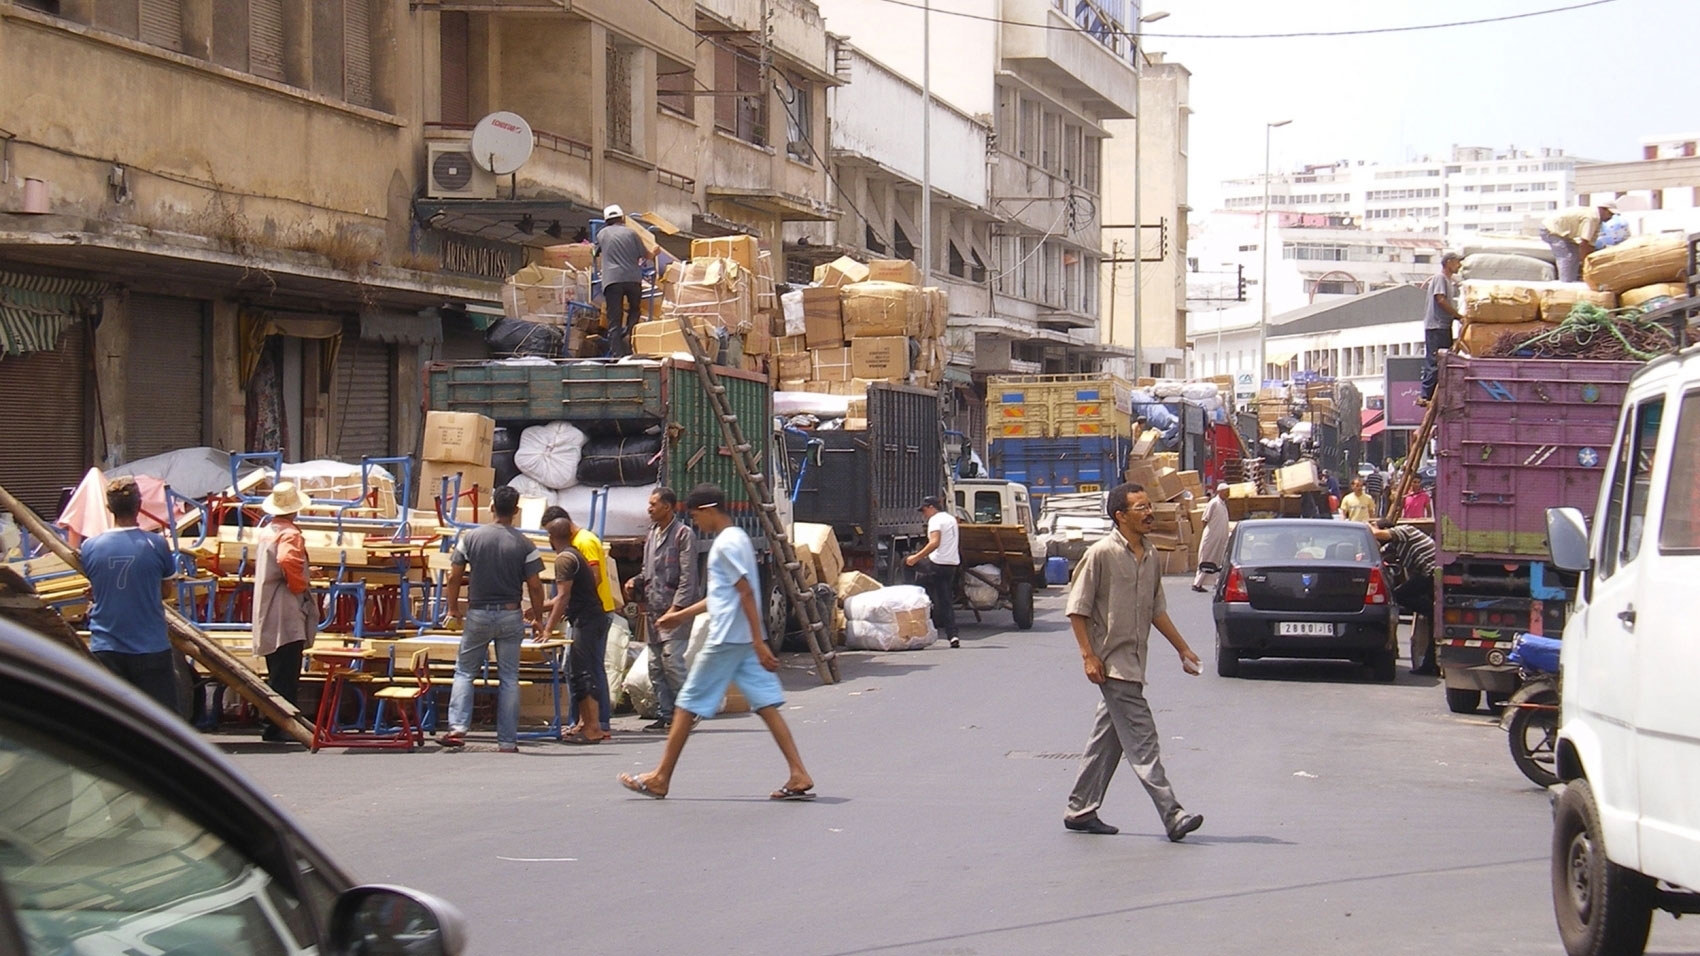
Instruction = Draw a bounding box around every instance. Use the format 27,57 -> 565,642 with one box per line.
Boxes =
1235,524 -> 1376,564
1050,516 -> 1113,534
0,717 -> 318,954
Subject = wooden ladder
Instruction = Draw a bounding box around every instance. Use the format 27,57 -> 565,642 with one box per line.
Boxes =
1384,322 -> 1471,521
673,326 -> 840,685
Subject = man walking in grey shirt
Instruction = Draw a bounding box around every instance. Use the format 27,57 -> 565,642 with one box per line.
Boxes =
596,203 -> 656,357
1063,481 -> 1205,840
627,486 -> 701,731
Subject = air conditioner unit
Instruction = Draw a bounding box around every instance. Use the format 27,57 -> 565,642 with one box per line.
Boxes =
426,142 -> 497,199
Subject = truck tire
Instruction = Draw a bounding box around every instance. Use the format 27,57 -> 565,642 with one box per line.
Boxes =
1369,648 -> 1397,683
1011,582 -> 1035,630
1216,635 -> 1240,678
1446,686 -> 1482,714
1508,703 -> 1561,788
1552,778 -> 1653,956
765,575 -> 789,655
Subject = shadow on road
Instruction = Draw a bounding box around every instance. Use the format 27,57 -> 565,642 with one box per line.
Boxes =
1224,658 -> 1437,687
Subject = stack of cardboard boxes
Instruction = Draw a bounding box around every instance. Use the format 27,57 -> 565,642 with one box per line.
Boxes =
1122,429 -> 1210,574
630,234 -> 777,369
771,255 -> 948,405
416,411 -> 498,516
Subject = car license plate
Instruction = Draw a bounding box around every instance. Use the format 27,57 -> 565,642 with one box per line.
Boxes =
1277,622 -> 1335,636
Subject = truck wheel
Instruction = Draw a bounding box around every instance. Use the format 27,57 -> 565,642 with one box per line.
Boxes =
1446,686 -> 1482,714
1216,634 -> 1240,678
765,576 -> 790,655
1369,649 -> 1397,683
1552,778 -> 1653,956
1508,702 -> 1561,788
1011,582 -> 1035,630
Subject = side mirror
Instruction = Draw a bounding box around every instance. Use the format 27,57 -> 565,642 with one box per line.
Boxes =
328,885 -> 468,956
1545,507 -> 1591,573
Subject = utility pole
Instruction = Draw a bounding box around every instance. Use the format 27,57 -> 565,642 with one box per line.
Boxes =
920,0 -> 932,284
1258,119 -> 1292,386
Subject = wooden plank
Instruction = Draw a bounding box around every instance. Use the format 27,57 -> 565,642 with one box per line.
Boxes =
0,482 -> 316,747
0,566 -> 92,658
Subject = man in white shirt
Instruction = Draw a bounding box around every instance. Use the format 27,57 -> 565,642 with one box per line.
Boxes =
905,495 -> 962,648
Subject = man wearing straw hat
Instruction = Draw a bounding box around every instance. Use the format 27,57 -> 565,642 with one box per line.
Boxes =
255,482 -> 319,742
81,477 -> 179,714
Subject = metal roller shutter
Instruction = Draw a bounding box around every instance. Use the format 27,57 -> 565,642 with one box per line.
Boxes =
331,335 -> 393,462
0,325 -> 87,519
125,295 -> 206,462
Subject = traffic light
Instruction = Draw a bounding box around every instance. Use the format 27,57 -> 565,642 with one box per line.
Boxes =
1237,265 -> 1247,301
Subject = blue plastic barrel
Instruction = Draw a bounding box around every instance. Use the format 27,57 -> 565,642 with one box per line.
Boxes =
1044,556 -> 1071,586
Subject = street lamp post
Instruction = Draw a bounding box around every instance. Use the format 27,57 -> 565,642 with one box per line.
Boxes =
1128,9 -> 1167,381
1257,119 -> 1292,386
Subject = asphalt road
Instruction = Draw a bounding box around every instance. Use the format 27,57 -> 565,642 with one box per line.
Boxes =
226,582 -> 1700,956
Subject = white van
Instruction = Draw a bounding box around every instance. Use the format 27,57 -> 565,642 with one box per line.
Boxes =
1544,342 -> 1700,956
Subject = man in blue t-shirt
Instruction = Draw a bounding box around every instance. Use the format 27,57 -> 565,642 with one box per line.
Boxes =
618,483 -> 816,801
80,478 -> 179,714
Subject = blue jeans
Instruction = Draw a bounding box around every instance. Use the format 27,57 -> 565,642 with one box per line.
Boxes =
448,609 -> 525,746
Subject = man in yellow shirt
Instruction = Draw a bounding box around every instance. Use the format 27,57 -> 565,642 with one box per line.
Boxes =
541,506 -> 619,736
1338,477 -> 1376,524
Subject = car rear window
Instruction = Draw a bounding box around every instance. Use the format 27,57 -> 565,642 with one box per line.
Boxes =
1236,525 -> 1376,563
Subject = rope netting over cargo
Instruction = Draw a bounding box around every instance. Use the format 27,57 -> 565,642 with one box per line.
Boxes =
1479,303 -> 1693,362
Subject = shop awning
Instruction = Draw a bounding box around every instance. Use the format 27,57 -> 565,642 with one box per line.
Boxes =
0,270 -> 111,357
1362,408 -> 1386,440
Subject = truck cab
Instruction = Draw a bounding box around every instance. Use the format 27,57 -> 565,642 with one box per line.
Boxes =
951,478 -> 1042,575
1543,343 -> 1700,956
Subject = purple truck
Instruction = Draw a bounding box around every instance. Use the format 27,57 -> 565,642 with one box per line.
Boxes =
1431,352 -> 1643,714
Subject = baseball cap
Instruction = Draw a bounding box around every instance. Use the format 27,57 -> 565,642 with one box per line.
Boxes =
685,483 -> 724,510
603,204 -> 624,220
1441,251 -> 1463,264
918,495 -> 942,512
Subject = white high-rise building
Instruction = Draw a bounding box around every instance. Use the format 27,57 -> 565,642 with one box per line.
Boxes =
1220,145 -> 1591,239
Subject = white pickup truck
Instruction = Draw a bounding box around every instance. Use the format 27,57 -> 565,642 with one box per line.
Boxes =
1543,341 -> 1700,956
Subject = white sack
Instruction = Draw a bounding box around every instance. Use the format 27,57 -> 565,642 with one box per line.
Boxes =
963,565 -> 1002,611
622,643 -> 658,719
506,473 -> 555,500
781,289 -> 806,337
516,421 -> 588,490
775,390 -> 854,418
553,484 -> 659,540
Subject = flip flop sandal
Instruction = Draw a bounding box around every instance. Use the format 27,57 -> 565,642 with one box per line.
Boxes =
439,732 -> 467,748
770,786 -> 817,802
619,773 -> 666,800
560,733 -> 609,745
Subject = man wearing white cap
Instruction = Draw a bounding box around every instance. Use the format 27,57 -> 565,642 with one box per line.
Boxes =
1192,483 -> 1232,593
595,204 -> 658,357
254,482 -> 319,741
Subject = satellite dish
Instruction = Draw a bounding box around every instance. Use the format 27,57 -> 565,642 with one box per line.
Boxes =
470,111 -> 534,175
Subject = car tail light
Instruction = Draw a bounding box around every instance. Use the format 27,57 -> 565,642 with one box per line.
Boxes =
1365,566 -> 1389,605
1223,566 -> 1249,603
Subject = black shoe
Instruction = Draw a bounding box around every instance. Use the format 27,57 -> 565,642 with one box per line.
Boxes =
1167,813 -> 1204,842
259,728 -> 289,743
1064,815 -> 1119,835
948,637 -> 961,648
1190,585 -> 1207,593
642,719 -> 671,733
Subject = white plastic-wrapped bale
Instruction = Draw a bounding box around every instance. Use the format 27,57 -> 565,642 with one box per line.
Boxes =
780,289 -> 806,337
963,564 -> 1002,611
622,644 -> 658,718
553,484 -> 659,539
1458,234 -> 1557,264
843,584 -> 937,651
506,473 -> 555,499
515,421 -> 588,489
1460,253 -> 1556,283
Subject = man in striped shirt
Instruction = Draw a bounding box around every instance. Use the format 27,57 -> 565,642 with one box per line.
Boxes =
1373,518 -> 1438,675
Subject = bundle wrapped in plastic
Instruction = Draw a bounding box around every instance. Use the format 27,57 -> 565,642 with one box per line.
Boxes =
516,421 -> 588,489
963,564 -> 1002,611
843,584 -> 937,651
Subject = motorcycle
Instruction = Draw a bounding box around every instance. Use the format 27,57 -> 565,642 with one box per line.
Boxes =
1501,633 -> 1561,787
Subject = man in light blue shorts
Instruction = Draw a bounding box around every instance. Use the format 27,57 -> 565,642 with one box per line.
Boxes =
619,483 -> 816,801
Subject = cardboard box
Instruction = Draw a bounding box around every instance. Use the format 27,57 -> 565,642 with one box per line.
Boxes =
415,461 -> 497,510
851,336 -> 911,381
690,235 -> 759,271
669,258 -> 753,331
792,522 -> 845,585
843,417 -> 868,430
1125,460 -> 1160,490
539,243 -> 595,272
631,316 -> 715,358
775,351 -> 813,382
1130,428 -> 1161,459
1225,481 -> 1259,499
814,255 -> 870,288
846,397 -> 867,419
502,264 -> 577,321
1275,460 -> 1321,494
773,333 -> 808,354
1153,467 -> 1185,502
802,287 -> 844,348
834,570 -> 882,603
841,281 -> 924,337
811,346 -> 853,382
421,411 -> 495,466
867,258 -> 922,286
1259,422 -> 1279,440
924,287 -> 949,338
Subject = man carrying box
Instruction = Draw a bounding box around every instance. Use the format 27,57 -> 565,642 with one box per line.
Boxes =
595,204 -> 658,357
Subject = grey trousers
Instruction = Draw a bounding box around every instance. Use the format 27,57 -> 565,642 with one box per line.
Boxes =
1066,677 -> 1183,827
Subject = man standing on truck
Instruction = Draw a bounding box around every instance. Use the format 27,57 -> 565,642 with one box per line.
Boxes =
1539,204 -> 1617,283
627,487 -> 700,733
1418,252 -> 1465,405
595,204 -> 658,357
1372,518 -> 1439,675
1063,481 -> 1204,840
905,496 -> 962,648
617,484 -> 815,801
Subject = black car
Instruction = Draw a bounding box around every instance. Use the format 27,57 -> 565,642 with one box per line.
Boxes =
0,617 -> 466,955
1211,518 -> 1399,681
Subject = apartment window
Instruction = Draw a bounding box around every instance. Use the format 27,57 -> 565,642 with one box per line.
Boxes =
1018,98 -> 1038,162
658,56 -> 694,118
714,45 -> 767,146
782,75 -> 813,162
1081,137 -> 1101,192
438,9 -> 468,123
1063,124 -> 1082,183
343,0 -> 374,108
606,43 -> 637,154
1041,112 -> 1061,174
93,0 -> 183,51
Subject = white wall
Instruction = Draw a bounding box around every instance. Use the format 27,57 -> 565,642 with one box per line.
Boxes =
815,0 -> 996,118
832,48 -> 988,207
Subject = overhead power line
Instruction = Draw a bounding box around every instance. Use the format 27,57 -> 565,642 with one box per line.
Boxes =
854,0 -> 1619,40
